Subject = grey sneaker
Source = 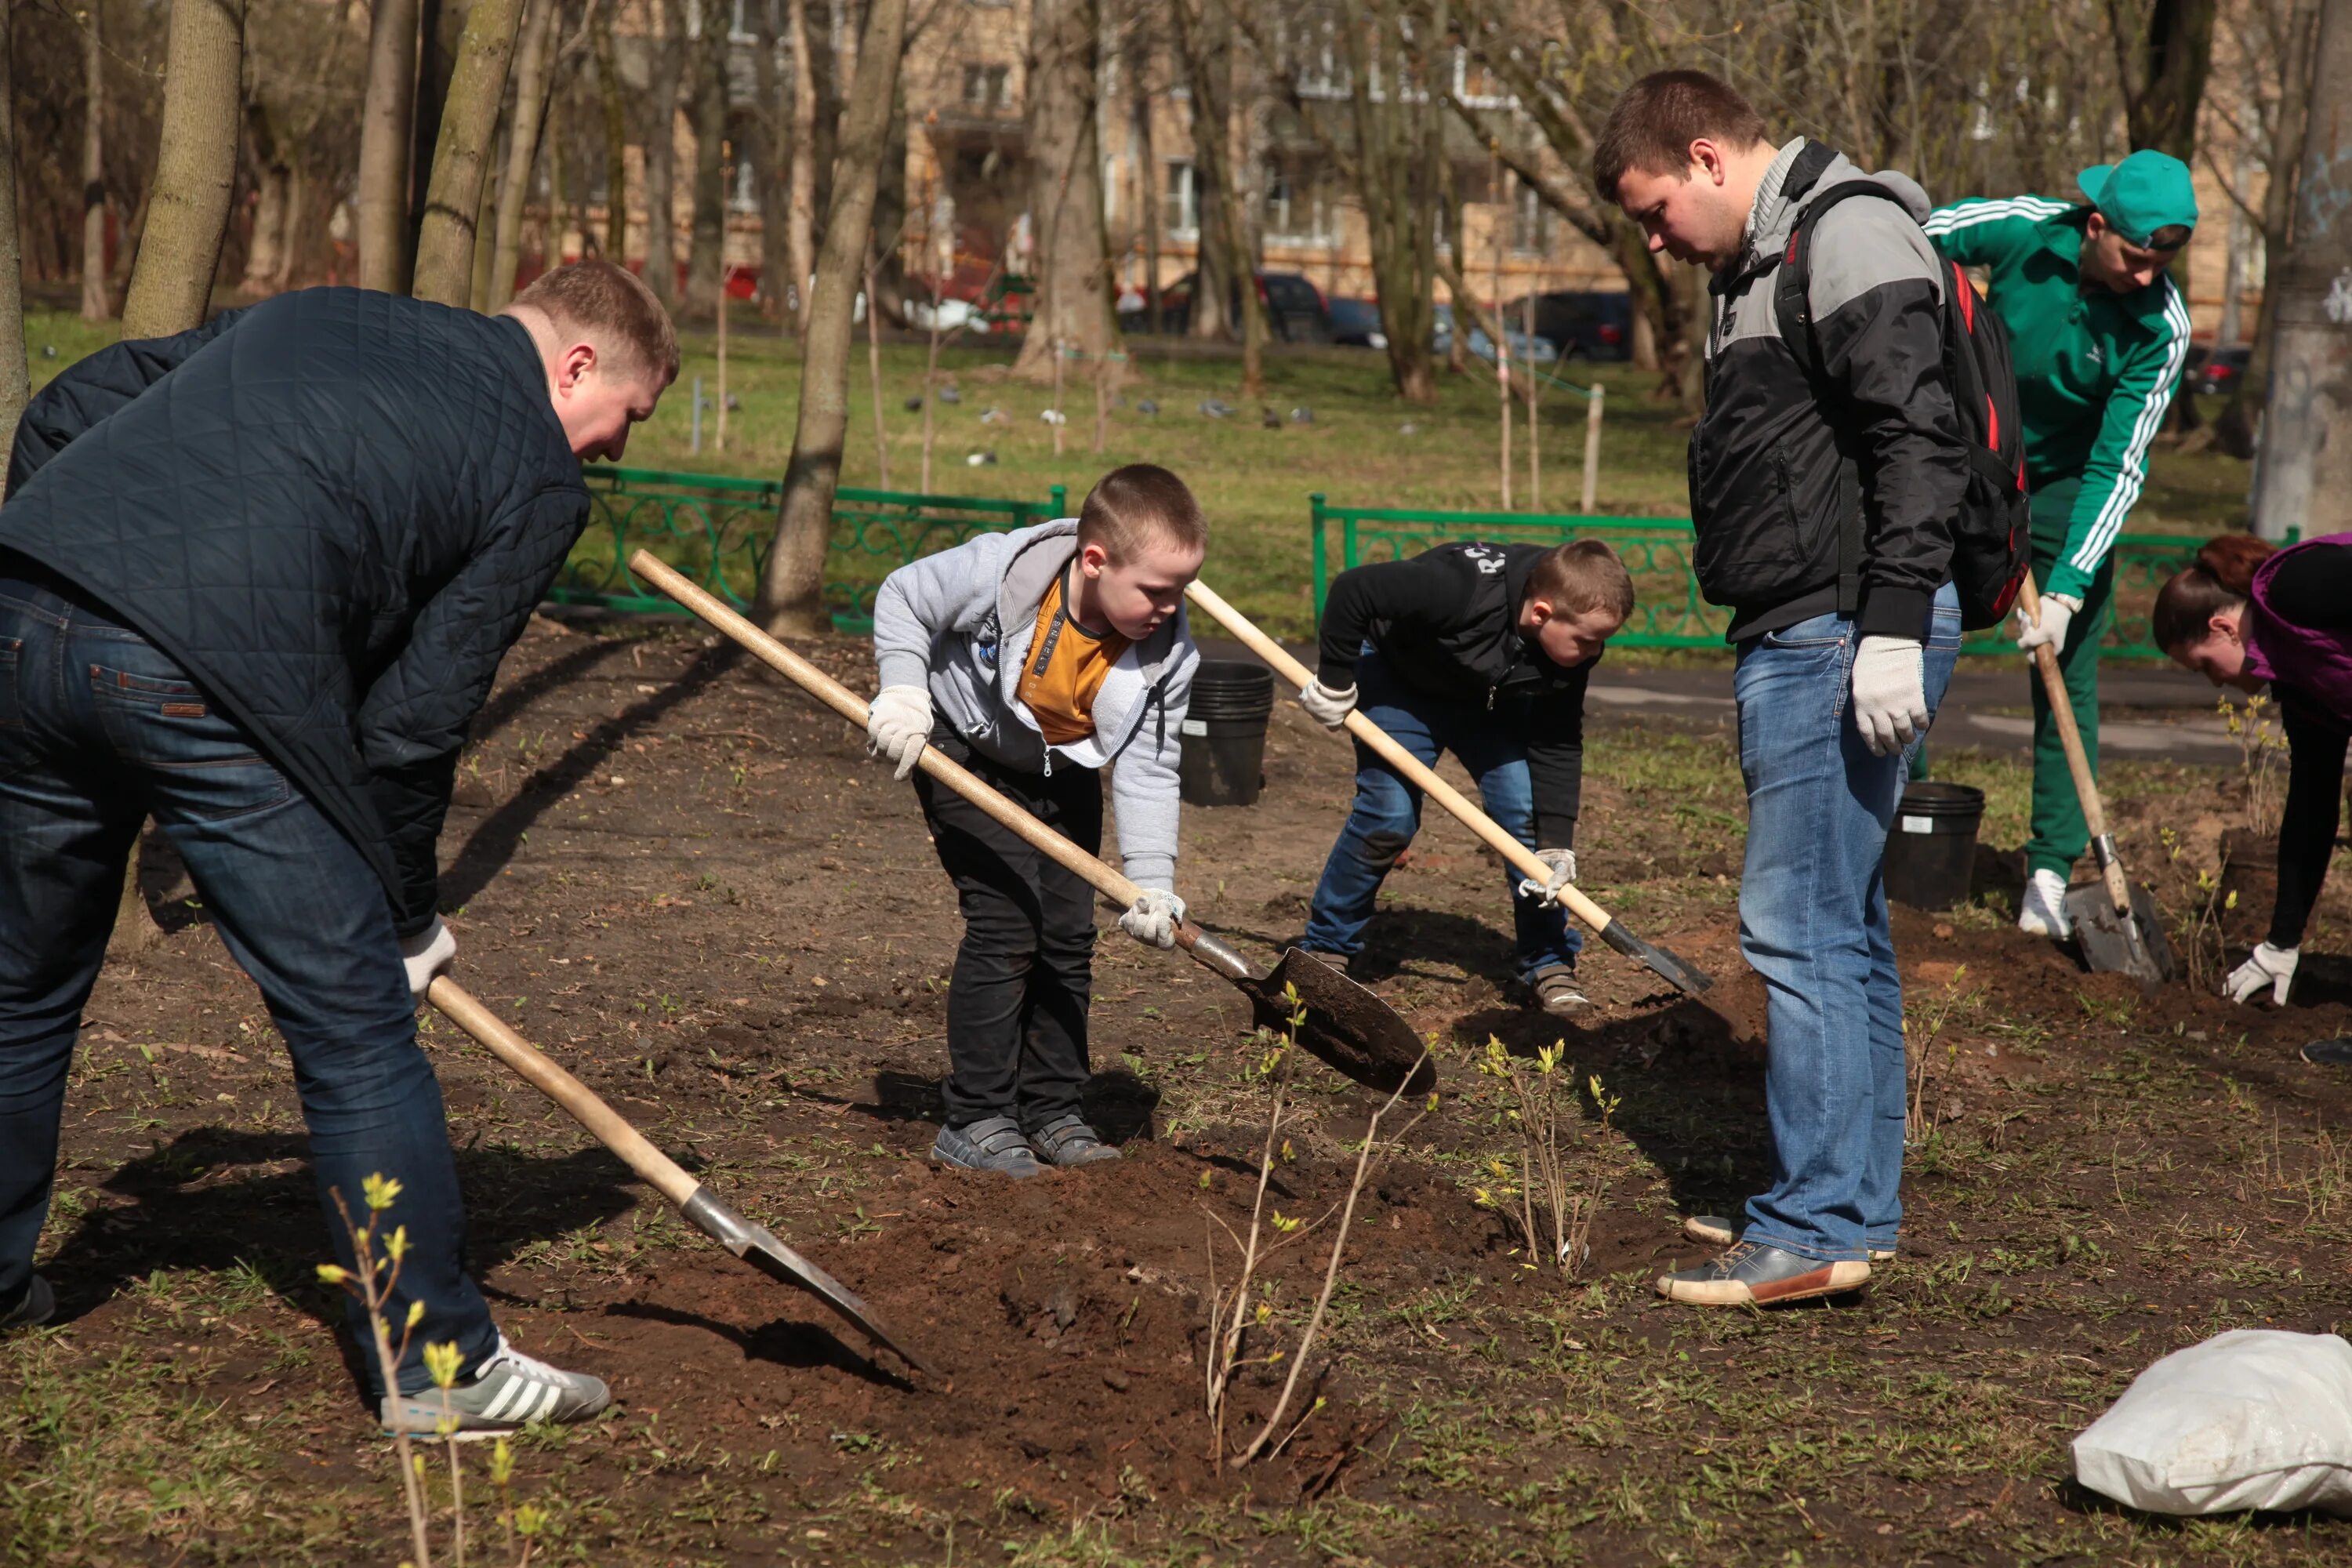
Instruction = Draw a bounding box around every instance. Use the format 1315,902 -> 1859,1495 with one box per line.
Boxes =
1530,965 -> 1592,1015
1683,1214 -> 1895,1262
931,1116 -> 1046,1178
1027,1112 -> 1121,1168
1,1275 -> 54,1331
381,1334 -> 610,1439
1657,1240 -> 1871,1306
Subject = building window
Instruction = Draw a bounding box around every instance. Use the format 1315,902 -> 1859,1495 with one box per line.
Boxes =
962,64 -> 1012,110
1263,163 -> 1333,244
1509,180 -> 1552,253
1162,161 -> 1199,238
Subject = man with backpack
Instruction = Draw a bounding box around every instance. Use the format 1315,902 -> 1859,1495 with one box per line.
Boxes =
1595,71 -> 1996,1307
1926,154 -> 2196,941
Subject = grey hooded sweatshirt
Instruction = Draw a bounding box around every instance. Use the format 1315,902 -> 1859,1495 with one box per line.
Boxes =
871,520 -> 1199,891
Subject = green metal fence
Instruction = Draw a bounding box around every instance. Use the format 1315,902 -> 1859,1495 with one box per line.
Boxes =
1310,494 -> 2208,659
555,467 -> 1067,631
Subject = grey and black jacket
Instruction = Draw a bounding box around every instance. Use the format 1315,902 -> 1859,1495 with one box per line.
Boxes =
1691,138 -> 1966,643
870,521 -> 1198,892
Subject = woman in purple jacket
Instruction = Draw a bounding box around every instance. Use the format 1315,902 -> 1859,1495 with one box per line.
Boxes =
2157,533 -> 2352,1019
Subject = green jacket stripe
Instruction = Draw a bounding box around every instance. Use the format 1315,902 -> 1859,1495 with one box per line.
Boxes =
2069,280 -> 2189,581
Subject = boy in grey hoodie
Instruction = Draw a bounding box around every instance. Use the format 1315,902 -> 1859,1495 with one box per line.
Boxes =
866,465 -> 1206,1175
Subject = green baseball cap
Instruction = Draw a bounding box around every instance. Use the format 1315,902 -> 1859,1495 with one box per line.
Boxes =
2075,151 -> 2198,248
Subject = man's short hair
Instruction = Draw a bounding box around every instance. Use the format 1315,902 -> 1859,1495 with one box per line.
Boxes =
510,261 -> 681,384
1592,70 -> 1770,204
1078,464 -> 1209,561
1524,539 -> 1635,622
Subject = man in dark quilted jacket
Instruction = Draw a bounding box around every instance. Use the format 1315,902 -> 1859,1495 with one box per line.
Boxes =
0,263 -> 677,1436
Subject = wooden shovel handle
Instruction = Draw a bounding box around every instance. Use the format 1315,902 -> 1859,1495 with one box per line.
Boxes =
2016,574 -> 2132,912
427,976 -> 699,1209
1183,578 -> 1615,932
629,552 -> 1146,913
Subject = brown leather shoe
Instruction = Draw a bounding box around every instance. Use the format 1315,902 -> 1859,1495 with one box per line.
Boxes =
1656,1240 -> 1871,1306
1682,1213 -> 1896,1263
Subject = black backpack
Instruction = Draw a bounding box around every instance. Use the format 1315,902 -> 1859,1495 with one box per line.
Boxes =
1773,154 -> 2031,632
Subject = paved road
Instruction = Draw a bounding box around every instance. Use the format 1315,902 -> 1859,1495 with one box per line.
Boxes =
1194,637 -> 2239,762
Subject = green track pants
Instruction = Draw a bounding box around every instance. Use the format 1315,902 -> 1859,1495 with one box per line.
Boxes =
2025,474 -> 2116,880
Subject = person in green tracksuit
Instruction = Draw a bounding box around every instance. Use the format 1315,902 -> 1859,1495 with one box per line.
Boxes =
1926,151 -> 2198,938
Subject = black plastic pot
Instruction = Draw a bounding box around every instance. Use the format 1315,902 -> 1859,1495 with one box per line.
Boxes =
1884,782 -> 1985,911
1178,660 -> 1275,808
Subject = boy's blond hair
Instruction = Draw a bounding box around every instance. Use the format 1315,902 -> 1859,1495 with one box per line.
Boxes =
1076,464 -> 1209,561
1525,539 -> 1635,621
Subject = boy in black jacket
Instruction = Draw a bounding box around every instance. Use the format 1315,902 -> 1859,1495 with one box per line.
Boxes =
1296,539 -> 1634,1013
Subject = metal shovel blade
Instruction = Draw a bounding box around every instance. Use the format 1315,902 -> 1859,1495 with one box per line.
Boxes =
1596,918 -> 1715,996
2064,880 -> 2176,989
1240,948 -> 1437,1098
681,1187 -> 942,1378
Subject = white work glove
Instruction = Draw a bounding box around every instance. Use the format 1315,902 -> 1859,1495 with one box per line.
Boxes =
1118,888 -> 1186,949
1516,848 -> 1578,906
400,916 -> 457,1004
1850,636 -> 1929,758
866,684 -> 932,780
1298,679 -> 1358,731
2223,942 -> 2299,1007
2016,592 -> 2082,654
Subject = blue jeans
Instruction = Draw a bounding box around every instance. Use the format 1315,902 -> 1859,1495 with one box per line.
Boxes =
1735,586 -> 1961,1262
1303,647 -> 1581,983
0,574 -> 498,1394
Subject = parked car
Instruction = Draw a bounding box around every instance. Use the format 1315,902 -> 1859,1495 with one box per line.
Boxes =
1327,296 -> 1387,348
1432,303 -> 1562,366
1504,290 -> 1635,361
1124,271 -> 1334,343
2185,342 -> 2252,397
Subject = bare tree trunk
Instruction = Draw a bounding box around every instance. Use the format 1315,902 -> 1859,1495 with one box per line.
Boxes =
468,121 -> 506,310
2112,0 -> 2220,161
409,0 -> 464,259
81,0 -> 111,321
785,0 -> 818,330
358,0 -> 422,292
752,2 -> 792,321
643,0 -> 684,308
683,0 -> 731,317
240,156 -> 291,295
412,0 -> 524,305
2249,0 -> 2352,540
122,0 -> 248,337
2216,0 -> 2320,459
867,74 -> 911,325
0,5 -> 30,494
1013,0 -> 1117,380
590,0 -> 629,261
488,0 -> 556,310
1178,0 -> 1230,341
753,0 -> 909,636
1136,76 -> 1161,332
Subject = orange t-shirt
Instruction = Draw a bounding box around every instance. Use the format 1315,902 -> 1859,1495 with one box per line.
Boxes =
1015,574 -> 1131,746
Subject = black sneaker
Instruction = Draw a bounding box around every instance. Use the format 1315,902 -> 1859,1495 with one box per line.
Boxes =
1,1275 -> 53,1332
1026,1112 -> 1121,1168
931,1116 -> 1046,1178
1683,1214 -> 1895,1263
1656,1240 -> 1871,1306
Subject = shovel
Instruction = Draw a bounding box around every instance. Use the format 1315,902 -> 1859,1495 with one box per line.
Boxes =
427,978 -> 939,1377
2016,574 -> 2174,989
1181,579 -> 1718,1001
628,550 -> 1436,1098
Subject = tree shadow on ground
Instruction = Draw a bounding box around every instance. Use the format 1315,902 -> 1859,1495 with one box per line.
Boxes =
601,1300 -> 916,1392
441,642 -> 742,908
50,1127 -> 644,1334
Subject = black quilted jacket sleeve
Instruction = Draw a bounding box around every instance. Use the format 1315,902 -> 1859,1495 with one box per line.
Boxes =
7,310 -> 248,490
0,289 -> 589,935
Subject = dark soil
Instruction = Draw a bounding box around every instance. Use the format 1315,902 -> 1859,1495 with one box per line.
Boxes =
13,615 -> 2352,1566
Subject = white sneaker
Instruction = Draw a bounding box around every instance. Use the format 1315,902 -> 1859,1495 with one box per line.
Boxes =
380,1334 -> 611,1438
2017,868 -> 2072,939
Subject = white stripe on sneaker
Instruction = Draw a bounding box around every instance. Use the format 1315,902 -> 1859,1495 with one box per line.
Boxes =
527,1381 -> 561,1422
479,1375 -> 528,1424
